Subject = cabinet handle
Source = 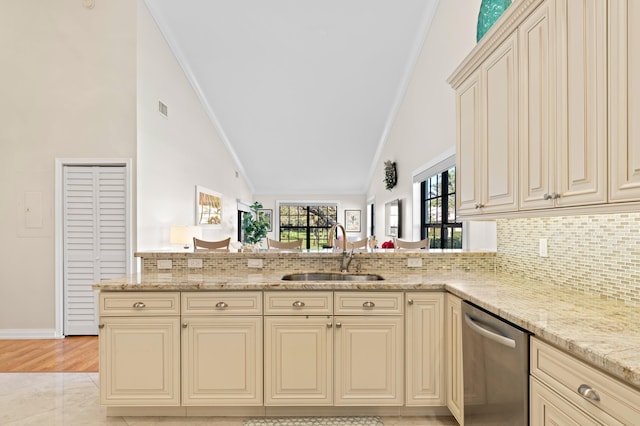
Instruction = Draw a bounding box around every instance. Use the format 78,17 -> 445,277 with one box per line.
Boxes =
335,322 -> 342,328
474,203 -> 484,209
407,299 -> 414,305
98,324 -> 104,329
362,301 -> 375,308
551,192 -> 560,199
292,300 -> 306,308
182,322 -> 188,329
327,322 -> 333,328
577,384 -> 600,402
132,302 -> 146,309
215,301 -> 228,309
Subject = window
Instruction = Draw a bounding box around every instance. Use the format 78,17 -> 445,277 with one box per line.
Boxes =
278,204 -> 338,250
421,167 -> 462,249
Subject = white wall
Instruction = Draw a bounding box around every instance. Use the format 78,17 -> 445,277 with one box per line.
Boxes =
0,0 -> 137,334
136,1 -> 253,250
367,0 -> 482,242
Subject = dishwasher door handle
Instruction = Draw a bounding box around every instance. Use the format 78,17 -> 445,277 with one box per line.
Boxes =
464,313 -> 517,348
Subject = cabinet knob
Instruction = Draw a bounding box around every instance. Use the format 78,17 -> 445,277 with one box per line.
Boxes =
362,301 -> 375,308
292,300 -> 306,308
474,203 -> 484,209
335,322 -> 342,328
577,384 -> 600,402
98,324 -> 104,329
551,192 -> 560,199
215,301 -> 228,309
407,299 -> 414,305
132,302 -> 146,309
327,322 -> 333,328
182,322 -> 188,329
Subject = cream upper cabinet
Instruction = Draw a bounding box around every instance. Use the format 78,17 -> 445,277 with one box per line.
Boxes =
609,0 -> 640,202
405,292 -> 445,407
445,294 -> 464,425
457,32 -> 519,216
520,0 -> 607,210
181,292 -> 263,406
98,292 -> 181,407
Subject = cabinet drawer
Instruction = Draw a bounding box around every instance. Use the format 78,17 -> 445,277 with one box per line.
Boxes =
182,292 -> 262,315
334,292 -> 403,315
264,291 -> 333,315
531,337 -> 640,425
99,292 -> 180,316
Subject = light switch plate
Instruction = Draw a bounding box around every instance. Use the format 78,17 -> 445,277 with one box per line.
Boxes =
157,259 -> 172,269
248,259 -> 263,269
188,258 -> 203,268
539,238 -> 548,257
407,258 -> 423,268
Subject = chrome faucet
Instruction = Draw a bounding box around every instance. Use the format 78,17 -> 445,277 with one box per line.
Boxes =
328,223 -> 354,272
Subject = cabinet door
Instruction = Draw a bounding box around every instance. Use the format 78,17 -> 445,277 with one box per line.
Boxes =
530,377 -> 601,425
556,0 -> 607,207
609,0 -> 640,202
456,69 -> 483,214
405,292 -> 444,406
99,316 -> 180,406
264,316 -> 333,406
334,316 -> 403,406
482,31 -> 519,213
445,294 -> 464,425
182,316 -> 262,406
519,0 -> 557,210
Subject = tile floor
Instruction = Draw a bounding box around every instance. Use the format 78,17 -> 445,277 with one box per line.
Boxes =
0,373 -> 458,426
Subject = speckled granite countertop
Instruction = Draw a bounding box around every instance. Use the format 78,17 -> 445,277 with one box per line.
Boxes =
93,270 -> 640,391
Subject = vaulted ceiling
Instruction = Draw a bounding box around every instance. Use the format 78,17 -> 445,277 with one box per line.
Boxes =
145,0 -> 439,194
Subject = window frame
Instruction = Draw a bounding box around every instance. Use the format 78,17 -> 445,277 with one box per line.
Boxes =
420,166 -> 463,249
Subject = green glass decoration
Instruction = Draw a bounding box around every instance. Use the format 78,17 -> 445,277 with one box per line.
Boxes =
477,0 -> 512,42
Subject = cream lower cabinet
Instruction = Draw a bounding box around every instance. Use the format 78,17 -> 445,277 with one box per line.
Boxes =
445,294 -> 463,425
405,292 -> 445,407
334,292 -> 404,406
530,337 -> 640,425
264,315 -> 333,405
264,291 -> 334,406
181,292 -> 263,406
98,292 -> 181,406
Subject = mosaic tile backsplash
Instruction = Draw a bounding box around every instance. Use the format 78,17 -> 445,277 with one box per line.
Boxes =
496,212 -> 640,306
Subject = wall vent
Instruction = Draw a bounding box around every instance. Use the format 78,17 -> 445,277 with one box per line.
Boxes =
158,101 -> 168,117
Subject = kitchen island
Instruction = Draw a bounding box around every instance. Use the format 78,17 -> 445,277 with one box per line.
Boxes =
93,250 -> 640,422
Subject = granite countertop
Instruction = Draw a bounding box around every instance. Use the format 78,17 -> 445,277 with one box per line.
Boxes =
93,270 -> 640,391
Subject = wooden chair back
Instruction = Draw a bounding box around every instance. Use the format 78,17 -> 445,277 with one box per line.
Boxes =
394,238 -> 429,250
267,238 -> 303,250
193,237 -> 231,251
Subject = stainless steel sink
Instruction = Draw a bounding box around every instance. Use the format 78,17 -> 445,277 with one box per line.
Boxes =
281,272 -> 384,281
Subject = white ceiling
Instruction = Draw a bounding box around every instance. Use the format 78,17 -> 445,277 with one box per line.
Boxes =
145,0 -> 439,195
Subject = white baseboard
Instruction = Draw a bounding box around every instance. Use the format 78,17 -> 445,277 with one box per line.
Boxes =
0,329 -> 62,339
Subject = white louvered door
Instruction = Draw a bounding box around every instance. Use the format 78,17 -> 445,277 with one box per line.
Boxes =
63,166 -> 128,335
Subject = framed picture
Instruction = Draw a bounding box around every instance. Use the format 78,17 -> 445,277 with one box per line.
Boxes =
195,185 -> 222,226
344,209 -> 361,232
259,209 -> 273,232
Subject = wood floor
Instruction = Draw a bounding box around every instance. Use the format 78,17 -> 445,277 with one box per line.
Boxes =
0,336 -> 98,372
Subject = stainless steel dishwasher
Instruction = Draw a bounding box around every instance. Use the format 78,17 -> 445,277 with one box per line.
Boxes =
462,301 -> 531,425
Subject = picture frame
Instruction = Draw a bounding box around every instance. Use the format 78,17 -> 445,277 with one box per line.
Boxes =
259,209 -> 273,232
195,185 -> 222,226
344,209 -> 361,232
